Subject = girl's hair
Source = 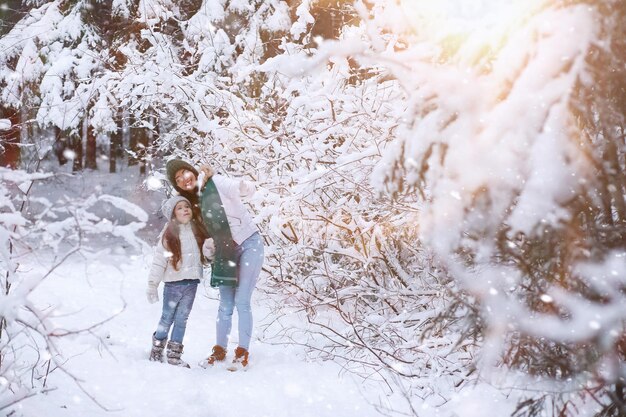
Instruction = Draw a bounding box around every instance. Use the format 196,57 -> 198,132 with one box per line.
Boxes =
162,217 -> 211,271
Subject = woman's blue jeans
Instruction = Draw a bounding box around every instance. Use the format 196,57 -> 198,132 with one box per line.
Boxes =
155,280 -> 198,344
216,232 -> 264,350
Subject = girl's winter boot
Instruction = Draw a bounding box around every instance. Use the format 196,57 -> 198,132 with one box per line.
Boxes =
166,341 -> 190,368
149,333 -> 167,362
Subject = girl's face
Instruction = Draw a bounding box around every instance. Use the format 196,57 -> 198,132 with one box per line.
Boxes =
173,201 -> 192,224
175,168 -> 197,191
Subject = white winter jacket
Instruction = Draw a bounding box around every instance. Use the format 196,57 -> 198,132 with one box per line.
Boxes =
147,222 -> 203,289
209,174 -> 258,245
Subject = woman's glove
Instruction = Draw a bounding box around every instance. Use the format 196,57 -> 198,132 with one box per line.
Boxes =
199,165 -> 214,178
238,180 -> 255,198
146,286 -> 159,304
198,165 -> 215,188
202,238 -> 216,261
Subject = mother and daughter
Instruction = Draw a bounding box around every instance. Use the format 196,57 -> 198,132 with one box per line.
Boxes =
146,159 -> 264,370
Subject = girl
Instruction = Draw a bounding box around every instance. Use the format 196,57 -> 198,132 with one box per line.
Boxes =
147,195 -> 211,367
166,159 -> 264,371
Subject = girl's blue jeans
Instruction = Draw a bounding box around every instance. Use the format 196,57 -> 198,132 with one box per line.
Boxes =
216,232 -> 264,350
155,280 -> 198,344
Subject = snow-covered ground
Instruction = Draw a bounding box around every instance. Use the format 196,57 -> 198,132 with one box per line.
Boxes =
16,248 -> 379,417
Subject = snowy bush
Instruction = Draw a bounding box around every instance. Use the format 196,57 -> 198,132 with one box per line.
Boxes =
0,167 -> 148,410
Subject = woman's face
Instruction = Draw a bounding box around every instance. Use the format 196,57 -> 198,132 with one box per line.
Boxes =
175,168 -> 197,191
173,201 -> 192,224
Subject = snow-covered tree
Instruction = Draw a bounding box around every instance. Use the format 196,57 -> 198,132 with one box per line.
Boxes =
0,0 -> 113,170
320,0 -> 626,415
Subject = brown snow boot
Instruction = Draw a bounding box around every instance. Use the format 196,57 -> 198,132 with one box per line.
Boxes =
227,346 -> 249,372
149,333 -> 167,362
199,345 -> 226,368
166,341 -> 190,368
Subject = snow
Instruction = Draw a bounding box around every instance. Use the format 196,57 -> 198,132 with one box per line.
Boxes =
14,249 -> 377,417
264,2 -> 292,32
0,167 -> 51,184
97,195 -> 150,223
291,0 -> 315,39
2,0 -> 623,415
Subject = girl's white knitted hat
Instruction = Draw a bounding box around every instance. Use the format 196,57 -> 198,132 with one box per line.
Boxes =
162,195 -> 190,219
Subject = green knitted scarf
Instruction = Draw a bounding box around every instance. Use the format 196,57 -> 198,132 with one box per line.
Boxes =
201,179 -> 238,287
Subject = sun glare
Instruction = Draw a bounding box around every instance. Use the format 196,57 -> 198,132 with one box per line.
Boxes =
400,0 -> 545,65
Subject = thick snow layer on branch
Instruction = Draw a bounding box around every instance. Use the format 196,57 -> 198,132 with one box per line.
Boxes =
0,168 -> 52,185
98,195 -> 149,223
291,0 -> 314,39
372,5 -> 597,251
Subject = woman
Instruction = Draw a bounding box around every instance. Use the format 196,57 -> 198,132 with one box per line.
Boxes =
166,159 -> 264,371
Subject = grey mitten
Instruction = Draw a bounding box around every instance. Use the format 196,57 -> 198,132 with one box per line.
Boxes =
146,286 -> 159,304
202,238 -> 216,261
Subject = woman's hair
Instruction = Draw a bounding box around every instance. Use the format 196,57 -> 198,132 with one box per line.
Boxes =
178,186 -> 211,238
162,217 -> 211,270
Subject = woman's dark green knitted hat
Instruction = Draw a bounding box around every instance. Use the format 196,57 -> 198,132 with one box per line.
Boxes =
166,159 -> 198,190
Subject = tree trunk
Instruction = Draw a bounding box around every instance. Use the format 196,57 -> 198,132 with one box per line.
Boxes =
128,114 -> 139,167
605,139 -> 626,224
69,130 -> 83,172
52,126 -> 68,166
0,106 -> 20,168
137,127 -> 148,175
140,114 -> 157,176
109,116 -> 123,173
130,113 -> 151,174
85,123 -> 98,170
